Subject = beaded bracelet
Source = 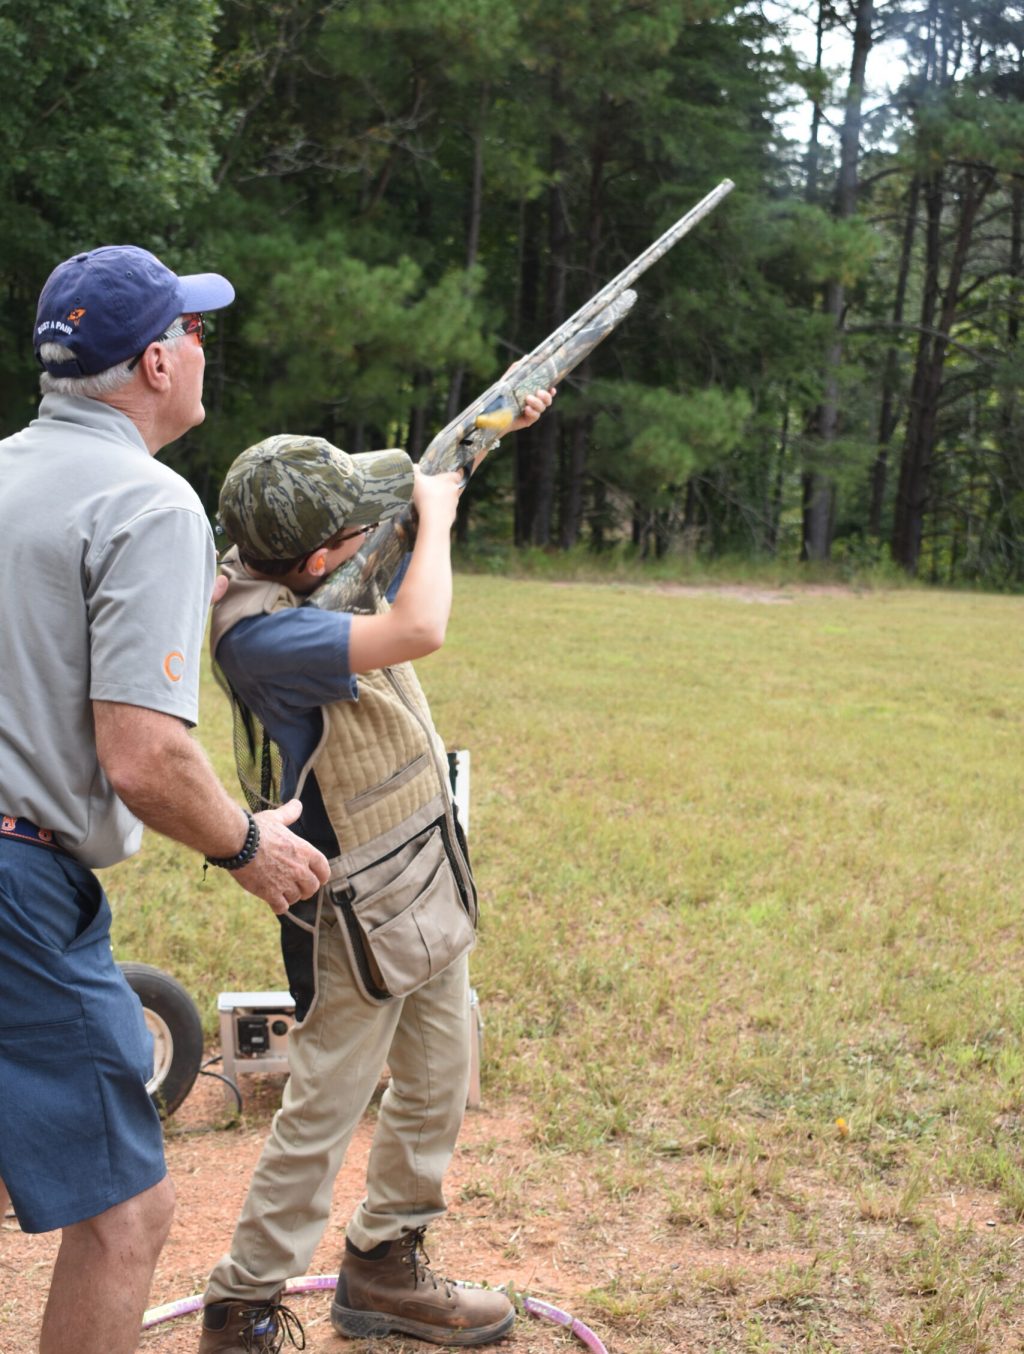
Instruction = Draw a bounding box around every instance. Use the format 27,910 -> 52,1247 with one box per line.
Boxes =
204,811 -> 260,871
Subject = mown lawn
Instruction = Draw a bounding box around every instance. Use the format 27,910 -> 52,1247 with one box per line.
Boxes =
106,576 -> 1024,1352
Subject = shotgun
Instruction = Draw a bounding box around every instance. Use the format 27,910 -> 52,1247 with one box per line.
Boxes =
309,177 -> 734,613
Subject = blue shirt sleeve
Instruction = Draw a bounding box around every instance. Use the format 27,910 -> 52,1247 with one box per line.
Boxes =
217,608 -> 358,720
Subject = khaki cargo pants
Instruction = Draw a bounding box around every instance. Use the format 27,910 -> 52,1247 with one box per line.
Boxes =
204,904 -> 471,1301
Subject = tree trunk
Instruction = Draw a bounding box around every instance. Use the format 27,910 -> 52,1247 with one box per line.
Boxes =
560,413 -> 591,549
590,478 -> 608,551
530,67 -> 569,546
514,196 -> 544,546
445,84 -> 489,423
868,176 -> 919,535
892,169 -> 992,573
768,397 -> 789,554
803,1 -> 826,206
558,120 -> 606,550
408,374 -> 428,460
985,180 -> 1023,579
892,170 -> 943,572
801,0 -> 874,562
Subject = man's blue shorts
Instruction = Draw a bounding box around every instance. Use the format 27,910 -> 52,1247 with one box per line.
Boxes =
0,838 -> 166,1233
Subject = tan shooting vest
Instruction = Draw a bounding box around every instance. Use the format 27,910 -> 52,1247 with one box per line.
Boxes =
210,550 -> 475,895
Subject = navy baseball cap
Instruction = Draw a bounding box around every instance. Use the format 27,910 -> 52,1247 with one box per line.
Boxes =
34,244 -> 235,376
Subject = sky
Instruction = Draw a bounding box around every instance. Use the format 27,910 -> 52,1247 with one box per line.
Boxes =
764,2 -> 910,143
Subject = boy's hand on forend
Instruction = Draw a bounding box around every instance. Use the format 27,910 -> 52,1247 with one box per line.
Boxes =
506,385 -> 556,434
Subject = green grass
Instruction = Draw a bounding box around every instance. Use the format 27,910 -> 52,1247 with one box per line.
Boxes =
454,540 -> 923,591
105,575 -> 1024,1349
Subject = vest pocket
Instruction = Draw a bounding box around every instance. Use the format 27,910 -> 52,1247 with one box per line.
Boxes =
334,824 -> 476,1003
344,752 -> 432,813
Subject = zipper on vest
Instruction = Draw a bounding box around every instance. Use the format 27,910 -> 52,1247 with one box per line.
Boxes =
383,666 -> 477,918
344,751 -> 432,813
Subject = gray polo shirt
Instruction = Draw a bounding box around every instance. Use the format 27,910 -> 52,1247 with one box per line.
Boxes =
0,394 -> 215,867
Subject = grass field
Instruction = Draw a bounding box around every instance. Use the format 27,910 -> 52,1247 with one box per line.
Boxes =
104,575 -> 1024,1351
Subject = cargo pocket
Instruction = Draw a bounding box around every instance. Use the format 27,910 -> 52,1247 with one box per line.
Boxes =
333,825 -> 475,1004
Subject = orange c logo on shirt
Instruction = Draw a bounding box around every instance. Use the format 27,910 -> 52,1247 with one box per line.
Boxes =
163,650 -> 185,682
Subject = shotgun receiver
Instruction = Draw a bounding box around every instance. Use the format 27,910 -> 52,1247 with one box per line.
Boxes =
309,177 -> 734,613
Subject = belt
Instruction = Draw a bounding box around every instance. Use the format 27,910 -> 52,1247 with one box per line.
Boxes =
0,814 -> 62,852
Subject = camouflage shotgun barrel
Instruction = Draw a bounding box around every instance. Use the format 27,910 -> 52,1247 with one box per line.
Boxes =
309,177 -> 735,614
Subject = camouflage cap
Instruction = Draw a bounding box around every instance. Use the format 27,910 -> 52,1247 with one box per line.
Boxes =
218,434 -> 414,561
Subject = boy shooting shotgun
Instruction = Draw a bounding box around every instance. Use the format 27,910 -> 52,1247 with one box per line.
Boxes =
199,392 -> 552,1352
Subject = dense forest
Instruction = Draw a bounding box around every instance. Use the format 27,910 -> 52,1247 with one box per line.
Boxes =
2,0 -> 1022,584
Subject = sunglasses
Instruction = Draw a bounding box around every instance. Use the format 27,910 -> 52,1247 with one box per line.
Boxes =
127,313 -> 205,372
335,522 -> 379,544
297,523 -> 378,574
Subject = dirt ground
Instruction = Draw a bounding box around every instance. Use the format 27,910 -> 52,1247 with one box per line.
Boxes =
650,581 -> 855,604
6,1057 -> 1024,1353
0,1067 -> 608,1354
551,579 -> 859,605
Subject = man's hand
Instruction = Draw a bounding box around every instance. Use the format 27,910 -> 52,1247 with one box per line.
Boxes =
234,799 -> 329,914
94,700 -> 329,916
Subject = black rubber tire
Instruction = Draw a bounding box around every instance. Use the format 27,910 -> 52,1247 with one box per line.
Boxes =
118,962 -> 204,1118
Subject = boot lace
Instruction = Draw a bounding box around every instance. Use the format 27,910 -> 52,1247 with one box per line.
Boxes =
403,1226 -> 455,1299
241,1297 -> 306,1353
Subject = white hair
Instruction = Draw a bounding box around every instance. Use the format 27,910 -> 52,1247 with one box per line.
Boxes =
39,317 -> 189,397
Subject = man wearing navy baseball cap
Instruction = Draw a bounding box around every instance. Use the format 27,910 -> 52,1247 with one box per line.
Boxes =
34,243 -> 237,377
0,245 -> 330,1354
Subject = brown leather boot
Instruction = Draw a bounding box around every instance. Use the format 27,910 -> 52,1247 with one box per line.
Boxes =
330,1228 -> 515,1346
197,1290 -> 305,1352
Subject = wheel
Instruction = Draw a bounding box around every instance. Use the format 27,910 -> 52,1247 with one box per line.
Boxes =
118,962 -> 204,1118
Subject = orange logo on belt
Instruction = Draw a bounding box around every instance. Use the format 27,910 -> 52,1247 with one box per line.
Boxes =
163,650 -> 185,681
67,307 -> 86,325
